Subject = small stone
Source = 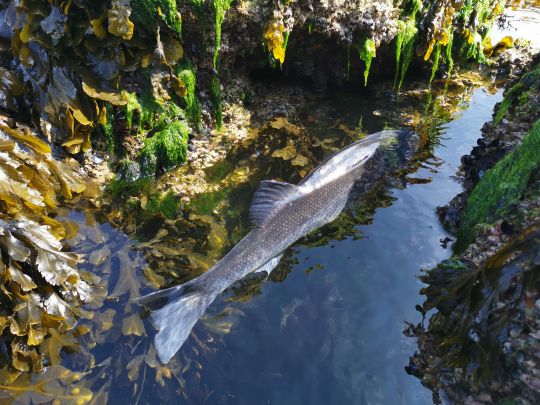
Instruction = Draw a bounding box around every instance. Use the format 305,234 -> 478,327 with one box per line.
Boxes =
477,393 -> 492,402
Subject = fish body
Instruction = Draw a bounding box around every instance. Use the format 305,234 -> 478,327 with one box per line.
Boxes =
137,129 -> 413,363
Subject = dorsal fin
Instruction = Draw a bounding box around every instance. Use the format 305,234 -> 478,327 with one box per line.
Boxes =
249,180 -> 299,227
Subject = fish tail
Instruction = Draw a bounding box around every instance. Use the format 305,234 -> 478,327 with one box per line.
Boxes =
136,279 -> 216,364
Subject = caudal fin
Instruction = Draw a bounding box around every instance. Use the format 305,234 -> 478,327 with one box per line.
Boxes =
136,280 -> 215,364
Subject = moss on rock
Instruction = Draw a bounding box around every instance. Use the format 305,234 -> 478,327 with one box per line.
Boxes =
140,119 -> 190,175
132,0 -> 182,34
457,118 -> 540,248
494,63 -> 540,124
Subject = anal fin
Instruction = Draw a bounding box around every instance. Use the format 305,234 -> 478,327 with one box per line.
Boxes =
254,255 -> 283,275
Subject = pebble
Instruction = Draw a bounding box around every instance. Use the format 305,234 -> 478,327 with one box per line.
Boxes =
477,393 -> 492,402
510,328 -> 522,338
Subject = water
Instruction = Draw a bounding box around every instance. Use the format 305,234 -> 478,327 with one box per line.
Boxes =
43,81 -> 502,404
492,5 -> 540,50
184,88 -> 503,404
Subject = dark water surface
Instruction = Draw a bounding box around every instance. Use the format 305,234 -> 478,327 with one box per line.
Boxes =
54,84 -> 503,404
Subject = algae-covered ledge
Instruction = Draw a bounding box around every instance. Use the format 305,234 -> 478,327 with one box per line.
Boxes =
0,0 -> 515,187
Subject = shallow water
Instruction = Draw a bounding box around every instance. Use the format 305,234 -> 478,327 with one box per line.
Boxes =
46,80 -> 503,404
492,6 -> 540,50
180,88 -> 503,405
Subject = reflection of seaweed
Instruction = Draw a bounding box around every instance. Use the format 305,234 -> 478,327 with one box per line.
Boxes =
411,224 -> 540,400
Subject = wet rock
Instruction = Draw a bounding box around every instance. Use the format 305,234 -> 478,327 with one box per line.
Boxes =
411,54 -> 540,404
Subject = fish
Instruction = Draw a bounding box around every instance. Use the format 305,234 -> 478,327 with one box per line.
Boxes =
136,129 -> 416,363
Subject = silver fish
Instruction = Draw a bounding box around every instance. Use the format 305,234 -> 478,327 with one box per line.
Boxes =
137,129 -> 415,363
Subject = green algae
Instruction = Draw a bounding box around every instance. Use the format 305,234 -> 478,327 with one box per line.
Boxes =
175,60 -> 202,128
359,38 -> 376,86
189,188 -> 230,215
212,0 -> 234,69
494,65 -> 540,124
455,0 -> 505,64
393,0 -> 421,90
145,191 -> 180,218
132,0 -> 182,35
125,92 -> 142,131
108,177 -> 179,219
140,119 -> 189,174
211,0 -> 233,127
103,105 -> 115,153
138,88 -> 164,131
211,75 -> 223,129
108,176 -> 152,200
457,119 -> 540,249
394,19 -> 418,90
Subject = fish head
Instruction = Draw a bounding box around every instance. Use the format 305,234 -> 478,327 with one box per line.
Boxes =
299,130 -> 409,190
331,130 -> 399,172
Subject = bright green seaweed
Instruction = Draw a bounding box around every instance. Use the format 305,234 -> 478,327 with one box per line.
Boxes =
393,0 -> 421,90
212,0 -> 234,68
175,59 -> 202,128
359,38 -> 376,86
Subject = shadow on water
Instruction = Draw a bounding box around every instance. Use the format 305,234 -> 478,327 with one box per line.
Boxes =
41,78 -> 502,404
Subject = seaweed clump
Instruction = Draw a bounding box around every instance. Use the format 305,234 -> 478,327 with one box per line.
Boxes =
2,0 -> 197,178
410,224 -> 540,403
394,0 -> 505,89
0,116 -> 99,387
140,119 -> 190,175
